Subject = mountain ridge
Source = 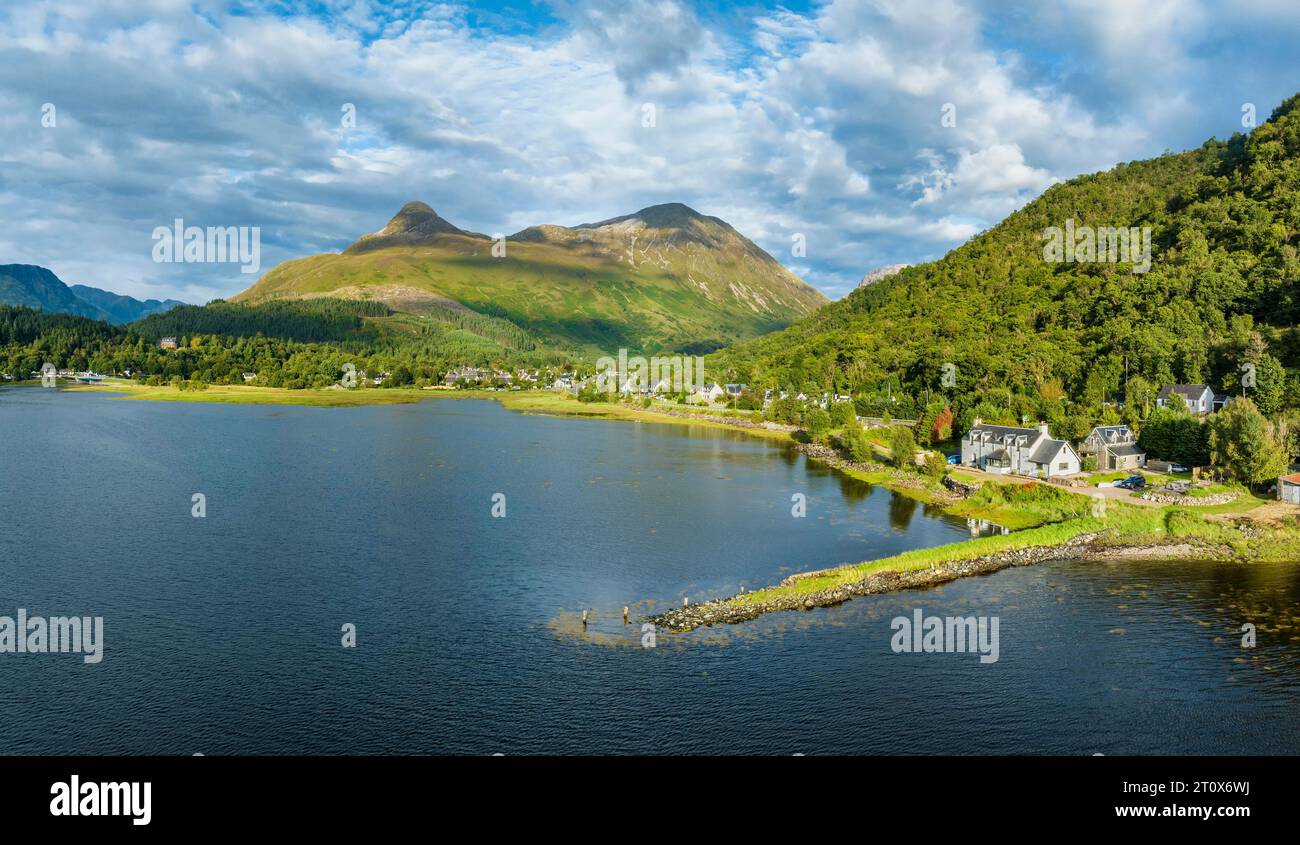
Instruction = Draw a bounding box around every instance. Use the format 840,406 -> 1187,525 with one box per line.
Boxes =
236,201 -> 828,353
0,264 -> 184,324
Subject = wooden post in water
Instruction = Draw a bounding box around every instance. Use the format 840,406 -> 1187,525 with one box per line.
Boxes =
581,609 -> 588,627
683,596 -> 689,607
622,606 -> 629,623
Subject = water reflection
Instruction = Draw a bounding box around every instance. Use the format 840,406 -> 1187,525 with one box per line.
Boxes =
888,493 -> 918,532
965,518 -> 1010,537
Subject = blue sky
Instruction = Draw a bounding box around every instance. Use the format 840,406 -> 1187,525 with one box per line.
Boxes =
2,0 -> 1300,303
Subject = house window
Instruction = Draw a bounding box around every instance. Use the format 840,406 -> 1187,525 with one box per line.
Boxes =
1058,462 -> 1068,470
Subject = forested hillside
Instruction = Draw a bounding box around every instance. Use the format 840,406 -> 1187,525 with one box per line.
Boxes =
0,302 -> 571,389
713,94 -> 1300,438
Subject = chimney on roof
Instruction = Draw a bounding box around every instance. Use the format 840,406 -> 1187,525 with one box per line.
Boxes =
972,417 -> 983,427
1038,422 -> 1050,438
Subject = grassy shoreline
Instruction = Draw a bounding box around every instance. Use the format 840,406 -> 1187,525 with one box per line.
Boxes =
61,381 -> 459,407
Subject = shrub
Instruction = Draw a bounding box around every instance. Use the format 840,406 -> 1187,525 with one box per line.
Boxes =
889,426 -> 917,470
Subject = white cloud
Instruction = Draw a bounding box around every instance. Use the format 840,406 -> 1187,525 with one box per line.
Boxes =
0,0 -> 1298,302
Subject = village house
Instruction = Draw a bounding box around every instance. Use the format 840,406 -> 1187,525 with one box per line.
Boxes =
960,419 -> 1081,478
724,383 -> 745,397
159,337 -> 178,350
1156,384 -> 1216,414
693,382 -> 725,403
1079,424 -> 1147,471
242,372 -> 257,383
443,366 -> 489,386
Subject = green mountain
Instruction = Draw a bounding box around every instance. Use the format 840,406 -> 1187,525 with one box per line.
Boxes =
713,94 -> 1300,426
234,201 -> 827,353
0,264 -> 183,324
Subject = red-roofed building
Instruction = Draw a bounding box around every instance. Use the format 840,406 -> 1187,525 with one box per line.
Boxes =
1278,473 -> 1300,505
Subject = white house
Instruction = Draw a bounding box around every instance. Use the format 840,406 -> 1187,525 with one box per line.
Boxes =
693,382 -> 724,403
1157,384 -> 1215,414
960,420 -> 1081,478
1079,425 -> 1146,471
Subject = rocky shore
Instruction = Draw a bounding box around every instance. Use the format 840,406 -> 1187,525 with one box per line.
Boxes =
1140,489 -> 1238,506
646,532 -> 1225,632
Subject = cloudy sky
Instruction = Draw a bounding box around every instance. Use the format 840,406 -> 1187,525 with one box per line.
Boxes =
2,0 -> 1299,303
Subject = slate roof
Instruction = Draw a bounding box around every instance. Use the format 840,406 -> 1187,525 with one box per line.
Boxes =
967,424 -> 1039,441
1158,384 -> 1211,400
1029,439 -> 1070,464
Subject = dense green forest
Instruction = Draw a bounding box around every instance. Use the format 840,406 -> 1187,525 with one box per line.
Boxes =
0,299 -> 573,389
712,94 -> 1300,444
133,298 -> 392,343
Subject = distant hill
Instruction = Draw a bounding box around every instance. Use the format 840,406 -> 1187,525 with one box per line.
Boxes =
0,264 -> 183,324
234,201 -> 827,353
0,265 -> 109,320
713,93 -> 1300,422
69,285 -> 185,324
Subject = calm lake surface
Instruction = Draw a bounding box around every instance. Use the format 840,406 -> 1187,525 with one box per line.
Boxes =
2,387 -> 1299,755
